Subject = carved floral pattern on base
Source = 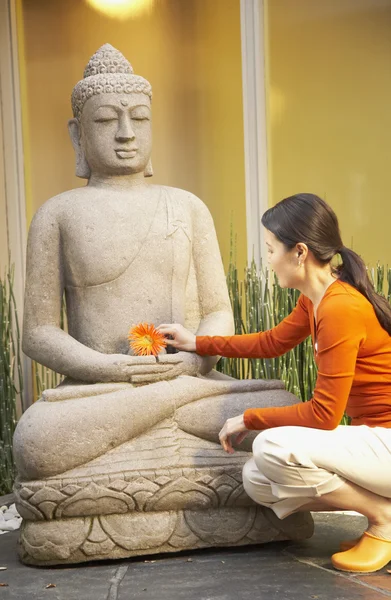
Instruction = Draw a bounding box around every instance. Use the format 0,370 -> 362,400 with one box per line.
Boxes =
14,466 -> 256,521
18,507 -> 314,566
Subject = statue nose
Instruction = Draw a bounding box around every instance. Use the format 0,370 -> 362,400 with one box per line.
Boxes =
116,117 -> 135,141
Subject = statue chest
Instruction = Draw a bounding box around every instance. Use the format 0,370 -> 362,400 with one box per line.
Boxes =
61,189 -> 192,288
62,189 -> 195,350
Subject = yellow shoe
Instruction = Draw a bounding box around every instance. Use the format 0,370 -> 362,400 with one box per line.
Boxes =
332,531 -> 391,573
339,536 -> 361,552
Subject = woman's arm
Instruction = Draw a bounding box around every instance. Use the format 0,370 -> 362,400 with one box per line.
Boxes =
196,294 -> 311,359
243,295 -> 365,430
159,293 -> 311,359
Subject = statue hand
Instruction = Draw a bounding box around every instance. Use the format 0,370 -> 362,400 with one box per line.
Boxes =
97,353 -> 182,383
129,352 -> 202,384
156,324 -> 197,352
159,351 -> 203,376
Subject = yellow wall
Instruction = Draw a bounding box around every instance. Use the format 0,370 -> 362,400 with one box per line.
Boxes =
18,0 -> 247,271
0,114 -> 9,273
266,0 -> 391,266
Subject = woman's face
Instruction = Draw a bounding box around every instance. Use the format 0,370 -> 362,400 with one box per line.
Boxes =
264,229 -> 302,288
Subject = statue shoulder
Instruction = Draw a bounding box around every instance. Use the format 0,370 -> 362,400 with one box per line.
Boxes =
28,189 -> 83,231
161,185 -> 213,218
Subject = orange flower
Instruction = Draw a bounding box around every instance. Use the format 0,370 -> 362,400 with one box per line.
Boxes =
128,322 -> 167,356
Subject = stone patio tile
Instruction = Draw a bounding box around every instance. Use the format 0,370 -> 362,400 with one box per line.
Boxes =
0,513 -> 390,599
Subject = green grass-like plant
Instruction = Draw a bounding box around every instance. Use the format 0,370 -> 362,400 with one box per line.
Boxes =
216,259 -> 316,400
0,266 -> 23,494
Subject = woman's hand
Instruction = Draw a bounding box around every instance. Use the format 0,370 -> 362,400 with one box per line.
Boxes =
157,323 -> 197,352
218,414 -> 249,454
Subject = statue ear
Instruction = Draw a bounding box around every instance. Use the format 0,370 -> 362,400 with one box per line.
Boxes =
144,157 -> 153,178
68,118 -> 91,179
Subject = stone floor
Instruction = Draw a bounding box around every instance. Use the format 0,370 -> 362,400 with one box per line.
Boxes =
0,513 -> 390,599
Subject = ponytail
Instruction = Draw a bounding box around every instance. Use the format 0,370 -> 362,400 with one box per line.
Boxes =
338,247 -> 391,336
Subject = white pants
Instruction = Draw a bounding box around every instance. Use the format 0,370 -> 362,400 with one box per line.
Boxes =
242,425 -> 391,519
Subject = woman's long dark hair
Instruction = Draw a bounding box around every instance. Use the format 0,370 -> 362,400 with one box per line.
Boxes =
261,193 -> 391,336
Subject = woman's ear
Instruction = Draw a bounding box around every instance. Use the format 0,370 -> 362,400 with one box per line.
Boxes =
68,119 -> 90,179
296,243 -> 309,264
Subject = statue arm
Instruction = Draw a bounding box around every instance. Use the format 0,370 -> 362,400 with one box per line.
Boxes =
22,203 -> 156,383
190,195 -> 235,373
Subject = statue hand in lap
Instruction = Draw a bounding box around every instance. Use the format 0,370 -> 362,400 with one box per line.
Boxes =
98,353 -> 184,384
131,352 -> 203,385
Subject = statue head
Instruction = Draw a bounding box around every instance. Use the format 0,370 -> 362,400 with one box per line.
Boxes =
68,44 -> 153,179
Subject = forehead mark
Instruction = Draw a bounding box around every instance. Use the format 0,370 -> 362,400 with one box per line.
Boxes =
121,99 -> 130,107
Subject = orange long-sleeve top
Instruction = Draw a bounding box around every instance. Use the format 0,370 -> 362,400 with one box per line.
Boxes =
196,280 -> 391,430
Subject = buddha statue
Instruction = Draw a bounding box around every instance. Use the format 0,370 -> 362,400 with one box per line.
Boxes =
13,44 -> 313,565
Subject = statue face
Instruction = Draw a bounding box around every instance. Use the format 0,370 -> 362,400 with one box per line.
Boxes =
79,93 -> 152,176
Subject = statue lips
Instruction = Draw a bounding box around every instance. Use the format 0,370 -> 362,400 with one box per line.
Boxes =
115,148 -> 138,159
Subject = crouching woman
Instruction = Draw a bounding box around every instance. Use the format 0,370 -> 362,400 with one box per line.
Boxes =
158,193 -> 391,574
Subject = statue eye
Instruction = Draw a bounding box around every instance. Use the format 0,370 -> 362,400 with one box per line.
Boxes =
131,109 -> 150,121
95,116 -> 118,123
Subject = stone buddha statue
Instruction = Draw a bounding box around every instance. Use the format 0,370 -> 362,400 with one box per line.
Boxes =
13,44 -> 312,565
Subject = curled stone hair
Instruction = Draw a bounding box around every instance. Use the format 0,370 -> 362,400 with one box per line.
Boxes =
71,43 -> 152,121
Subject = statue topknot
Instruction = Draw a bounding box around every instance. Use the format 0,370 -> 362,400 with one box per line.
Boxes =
71,44 -> 152,121
83,44 -> 134,78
